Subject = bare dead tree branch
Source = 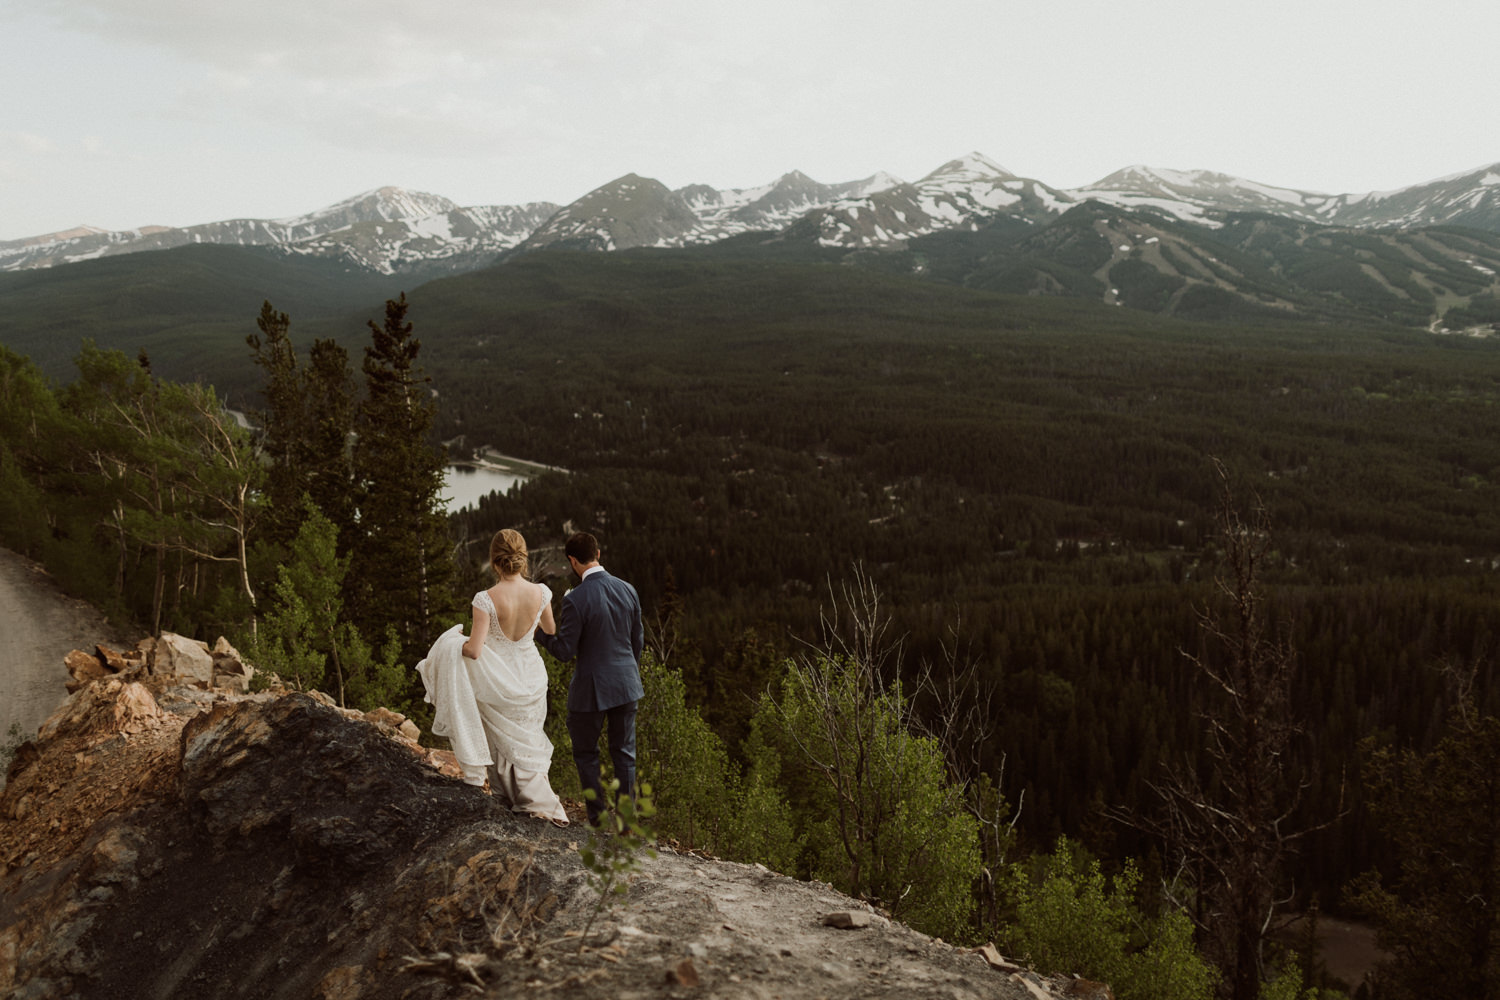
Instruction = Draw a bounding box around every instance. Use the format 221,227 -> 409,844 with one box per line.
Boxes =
1106,461 -> 1347,1000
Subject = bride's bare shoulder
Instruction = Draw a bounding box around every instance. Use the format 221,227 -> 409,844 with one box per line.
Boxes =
488,577 -> 534,611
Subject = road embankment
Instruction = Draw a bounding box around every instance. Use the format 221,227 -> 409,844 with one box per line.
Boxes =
0,547 -> 126,754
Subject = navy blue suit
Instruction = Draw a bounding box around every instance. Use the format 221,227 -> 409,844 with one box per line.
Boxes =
535,567 -> 644,822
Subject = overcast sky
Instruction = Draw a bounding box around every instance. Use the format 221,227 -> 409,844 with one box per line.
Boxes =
3,0 -> 1497,242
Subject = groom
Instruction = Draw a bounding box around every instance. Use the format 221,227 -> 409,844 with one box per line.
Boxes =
534,531 -> 645,825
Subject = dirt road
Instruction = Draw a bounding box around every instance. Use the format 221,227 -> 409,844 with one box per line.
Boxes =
0,546 -> 125,751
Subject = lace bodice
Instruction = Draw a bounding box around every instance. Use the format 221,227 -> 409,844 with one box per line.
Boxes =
472,583 -> 548,648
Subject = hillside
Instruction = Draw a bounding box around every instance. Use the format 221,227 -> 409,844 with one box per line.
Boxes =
0,640 -> 1085,1000
5,213 -> 1498,376
7,154 -> 1500,330
0,243 -> 409,386
866,203 -> 1500,328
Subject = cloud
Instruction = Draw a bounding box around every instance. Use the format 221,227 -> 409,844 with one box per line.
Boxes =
22,0 -> 778,167
29,0 -> 878,172
29,0 -> 633,84
2,131 -> 59,155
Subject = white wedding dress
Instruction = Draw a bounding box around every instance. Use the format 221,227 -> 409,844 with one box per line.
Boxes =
416,583 -> 568,824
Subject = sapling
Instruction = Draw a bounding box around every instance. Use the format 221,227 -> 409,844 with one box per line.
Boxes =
577,778 -> 657,951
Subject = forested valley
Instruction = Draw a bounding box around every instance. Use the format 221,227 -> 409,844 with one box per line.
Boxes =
4,245 -> 1499,1000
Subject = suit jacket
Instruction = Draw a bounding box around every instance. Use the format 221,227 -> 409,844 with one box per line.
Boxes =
535,568 -> 645,712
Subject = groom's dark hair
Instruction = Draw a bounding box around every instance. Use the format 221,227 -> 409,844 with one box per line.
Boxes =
565,532 -> 600,565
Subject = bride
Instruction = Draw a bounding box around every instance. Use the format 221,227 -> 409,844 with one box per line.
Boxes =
416,528 -> 569,826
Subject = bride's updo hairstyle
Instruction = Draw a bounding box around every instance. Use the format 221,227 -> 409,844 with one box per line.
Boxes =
490,528 -> 529,578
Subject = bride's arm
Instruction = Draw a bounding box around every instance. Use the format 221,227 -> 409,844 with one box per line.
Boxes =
462,606 -> 490,659
536,581 -> 557,635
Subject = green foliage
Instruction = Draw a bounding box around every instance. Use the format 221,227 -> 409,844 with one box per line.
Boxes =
1348,698 -> 1500,999
635,654 -> 734,850
246,301 -> 304,543
759,650 -> 980,942
1140,475 -> 1308,1000
0,347 -> 65,559
577,778 -> 658,947
634,654 -> 799,869
538,646 -> 581,799
338,624 -> 409,714
1002,839 -> 1217,1000
259,499 -> 348,689
1173,284 -> 1287,322
1443,292 -> 1500,329
9,232 -> 1500,946
249,564 -> 330,694
1256,959 -> 1338,1000
0,441 -> 50,559
243,303 -> 357,558
721,722 -> 801,874
434,247 -> 1500,907
1,340 -> 264,637
246,498 -> 407,711
302,336 -> 357,545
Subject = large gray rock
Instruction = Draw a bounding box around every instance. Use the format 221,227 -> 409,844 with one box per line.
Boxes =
154,633 -> 213,686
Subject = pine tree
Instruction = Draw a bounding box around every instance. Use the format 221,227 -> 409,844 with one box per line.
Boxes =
246,301 -> 307,544
249,498 -> 407,710
349,293 -> 456,656
302,337 -> 356,547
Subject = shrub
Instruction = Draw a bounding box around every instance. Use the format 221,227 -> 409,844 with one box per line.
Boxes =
1002,838 -> 1217,1000
758,650 -> 981,942
636,654 -> 735,850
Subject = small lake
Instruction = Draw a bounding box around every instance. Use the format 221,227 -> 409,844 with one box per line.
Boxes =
441,464 -> 525,512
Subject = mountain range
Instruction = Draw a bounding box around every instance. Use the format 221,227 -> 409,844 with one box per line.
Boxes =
4,153 -> 1500,330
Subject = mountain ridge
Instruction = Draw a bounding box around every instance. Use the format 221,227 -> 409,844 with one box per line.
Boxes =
6,154 -> 1500,332
0,187 -> 559,277
10,154 -> 1500,274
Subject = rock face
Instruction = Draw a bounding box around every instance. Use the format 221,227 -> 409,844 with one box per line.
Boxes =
1,661 -> 1083,1000
152,632 -> 215,686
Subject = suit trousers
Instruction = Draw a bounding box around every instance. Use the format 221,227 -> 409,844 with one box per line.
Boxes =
567,701 -> 638,824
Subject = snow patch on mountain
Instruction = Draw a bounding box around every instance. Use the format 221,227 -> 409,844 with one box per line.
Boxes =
804,153 -> 1068,248
7,158 -> 1500,274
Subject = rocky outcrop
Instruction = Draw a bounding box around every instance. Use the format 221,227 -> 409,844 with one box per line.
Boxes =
150,632 -> 215,686
1,649 -> 1084,1000
61,633 -> 256,698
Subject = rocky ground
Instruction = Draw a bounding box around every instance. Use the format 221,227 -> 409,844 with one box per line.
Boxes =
0,639 -> 1104,1000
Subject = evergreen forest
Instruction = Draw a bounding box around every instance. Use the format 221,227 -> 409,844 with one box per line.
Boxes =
3,243 -> 1499,1000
